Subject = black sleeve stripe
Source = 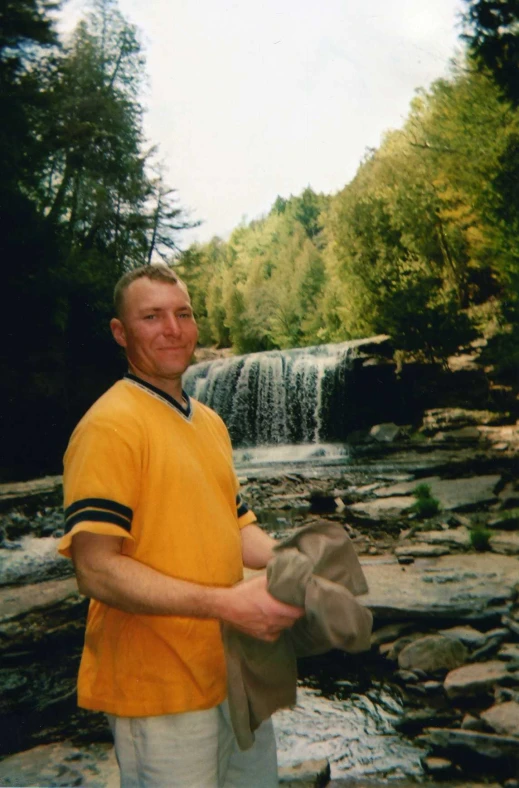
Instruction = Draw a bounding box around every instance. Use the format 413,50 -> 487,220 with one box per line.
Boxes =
236,495 -> 249,517
64,510 -> 132,535
65,498 -> 133,521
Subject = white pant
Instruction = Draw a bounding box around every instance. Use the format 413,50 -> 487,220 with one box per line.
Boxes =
107,700 -> 278,788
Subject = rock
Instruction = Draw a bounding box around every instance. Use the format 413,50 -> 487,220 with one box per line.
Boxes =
0,535 -> 72,586
418,727 -> 519,764
360,553 -> 519,623
481,701 -> 519,737
432,426 -> 482,442
373,475 -> 501,512
489,509 -> 519,529
0,741 -> 118,788
421,408 -> 511,434
395,544 -> 450,558
0,476 -> 62,511
444,661 -> 512,699
370,622 -> 413,647
461,713 -> 486,731
499,645 -> 519,662
490,532 -> 519,555
422,755 -> 454,775
417,526 -> 471,549
278,758 -> 331,787
348,496 -> 415,520
369,423 -> 402,443
398,635 -> 468,674
439,625 -> 487,649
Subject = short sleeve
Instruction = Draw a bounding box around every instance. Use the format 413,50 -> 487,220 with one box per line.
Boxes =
58,416 -> 141,558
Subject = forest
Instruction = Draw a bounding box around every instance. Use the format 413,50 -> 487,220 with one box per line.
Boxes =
1,0 -> 518,479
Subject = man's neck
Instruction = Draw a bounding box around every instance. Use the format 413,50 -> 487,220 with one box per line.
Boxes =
127,367 -> 184,405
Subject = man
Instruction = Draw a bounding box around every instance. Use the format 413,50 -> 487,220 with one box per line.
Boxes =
58,265 -> 304,788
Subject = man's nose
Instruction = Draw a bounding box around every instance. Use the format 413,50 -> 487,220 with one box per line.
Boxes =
163,314 -> 182,336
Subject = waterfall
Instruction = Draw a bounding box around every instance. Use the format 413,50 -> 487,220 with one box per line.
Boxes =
183,342 -> 359,447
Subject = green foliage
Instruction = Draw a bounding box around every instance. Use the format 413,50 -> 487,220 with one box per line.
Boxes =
461,0 -> 519,105
469,523 -> 492,551
411,484 -> 441,518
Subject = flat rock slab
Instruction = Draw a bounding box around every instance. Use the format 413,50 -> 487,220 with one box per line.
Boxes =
490,532 -> 519,555
444,661 -> 513,698
348,496 -> 416,519
360,553 -> 519,622
373,475 -> 501,511
0,741 -> 118,788
419,727 -> 519,761
0,475 -> 62,509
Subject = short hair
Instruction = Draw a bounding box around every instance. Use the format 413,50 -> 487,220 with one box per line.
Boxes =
114,265 -> 186,318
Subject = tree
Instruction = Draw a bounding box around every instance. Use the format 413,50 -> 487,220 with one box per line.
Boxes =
461,0 -> 519,104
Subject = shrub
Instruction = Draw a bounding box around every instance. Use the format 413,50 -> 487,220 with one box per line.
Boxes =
411,483 -> 441,518
470,524 -> 492,552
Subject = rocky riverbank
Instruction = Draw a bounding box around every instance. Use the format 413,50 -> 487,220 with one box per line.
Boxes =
0,392 -> 518,785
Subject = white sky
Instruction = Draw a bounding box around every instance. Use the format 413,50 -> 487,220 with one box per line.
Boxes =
59,0 -> 465,246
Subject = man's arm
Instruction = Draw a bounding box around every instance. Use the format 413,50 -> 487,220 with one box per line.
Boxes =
71,532 -> 302,642
240,523 -> 277,569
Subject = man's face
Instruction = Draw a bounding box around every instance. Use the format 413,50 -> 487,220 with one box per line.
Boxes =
110,277 -> 199,389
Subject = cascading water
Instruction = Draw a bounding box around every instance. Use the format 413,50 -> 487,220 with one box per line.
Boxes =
183,341 -> 358,447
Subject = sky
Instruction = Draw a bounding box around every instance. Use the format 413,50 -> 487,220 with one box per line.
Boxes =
59,0 -> 466,247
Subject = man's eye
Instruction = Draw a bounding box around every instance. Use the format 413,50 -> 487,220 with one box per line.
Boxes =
178,312 -> 192,319
144,314 -> 157,320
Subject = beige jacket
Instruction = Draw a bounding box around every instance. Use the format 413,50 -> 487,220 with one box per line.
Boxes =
223,520 -> 373,750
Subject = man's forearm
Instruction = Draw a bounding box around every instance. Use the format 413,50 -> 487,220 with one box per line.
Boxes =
71,532 -> 303,641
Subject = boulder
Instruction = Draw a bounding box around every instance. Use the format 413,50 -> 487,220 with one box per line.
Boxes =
369,423 -> 402,443
488,509 -> 519,530
432,426 -> 482,443
395,544 -> 450,559
444,661 -> 512,699
481,701 -> 519,737
398,635 -> 468,674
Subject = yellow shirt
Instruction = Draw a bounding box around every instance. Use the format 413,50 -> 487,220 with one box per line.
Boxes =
58,374 -> 256,717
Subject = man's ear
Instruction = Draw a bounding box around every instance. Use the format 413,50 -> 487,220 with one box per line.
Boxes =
110,317 -> 127,348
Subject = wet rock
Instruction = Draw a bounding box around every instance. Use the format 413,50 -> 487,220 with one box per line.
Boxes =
481,701 -> 519,737
373,475 -> 501,512
398,635 -> 468,674
0,535 -> 71,586
279,758 -> 331,787
444,661 -> 512,699
418,727 -> 519,766
360,553 -> 519,623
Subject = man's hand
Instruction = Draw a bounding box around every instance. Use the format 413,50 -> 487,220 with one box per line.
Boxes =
215,574 -> 304,642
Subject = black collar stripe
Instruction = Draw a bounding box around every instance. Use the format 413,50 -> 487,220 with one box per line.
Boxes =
124,374 -> 192,420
